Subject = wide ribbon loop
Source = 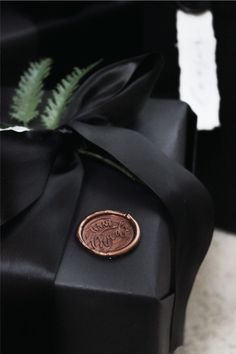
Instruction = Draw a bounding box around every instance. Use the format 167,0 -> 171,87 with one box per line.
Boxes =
1,130 -> 59,225
63,53 -> 163,126
1,53 -> 214,351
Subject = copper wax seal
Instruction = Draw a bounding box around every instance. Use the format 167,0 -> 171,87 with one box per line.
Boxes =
77,210 -> 140,257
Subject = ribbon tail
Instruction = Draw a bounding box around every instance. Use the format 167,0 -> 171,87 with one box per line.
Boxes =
69,121 -> 214,350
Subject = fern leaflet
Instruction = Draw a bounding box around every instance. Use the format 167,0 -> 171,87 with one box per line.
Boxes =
42,62 -> 99,130
10,58 -> 52,126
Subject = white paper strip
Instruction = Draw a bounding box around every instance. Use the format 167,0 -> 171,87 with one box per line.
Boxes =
0,126 -> 30,132
177,10 -> 220,130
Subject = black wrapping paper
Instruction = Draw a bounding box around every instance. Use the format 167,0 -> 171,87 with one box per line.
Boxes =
1,54 -> 214,354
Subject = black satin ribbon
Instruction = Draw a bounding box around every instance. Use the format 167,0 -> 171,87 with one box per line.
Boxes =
1,53 -> 214,351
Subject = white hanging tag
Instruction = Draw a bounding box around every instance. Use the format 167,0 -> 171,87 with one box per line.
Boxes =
177,10 -> 220,130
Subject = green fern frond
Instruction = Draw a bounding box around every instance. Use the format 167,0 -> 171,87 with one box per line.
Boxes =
10,58 -> 52,126
42,61 -> 100,130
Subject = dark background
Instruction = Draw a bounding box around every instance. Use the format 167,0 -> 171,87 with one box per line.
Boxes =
1,1 -> 236,232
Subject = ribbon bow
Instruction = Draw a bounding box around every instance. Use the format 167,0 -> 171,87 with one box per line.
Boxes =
1,53 -> 213,351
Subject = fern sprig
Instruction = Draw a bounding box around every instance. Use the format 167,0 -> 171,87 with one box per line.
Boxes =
42,62 -> 99,130
10,58 -> 52,126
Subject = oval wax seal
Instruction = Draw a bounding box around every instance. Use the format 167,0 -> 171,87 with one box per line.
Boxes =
77,210 -> 140,257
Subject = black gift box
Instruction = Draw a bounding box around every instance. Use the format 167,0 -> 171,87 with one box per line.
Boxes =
53,99 -> 195,354
1,53 -> 213,354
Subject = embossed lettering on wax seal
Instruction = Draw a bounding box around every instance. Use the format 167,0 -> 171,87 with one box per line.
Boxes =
77,210 -> 140,257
